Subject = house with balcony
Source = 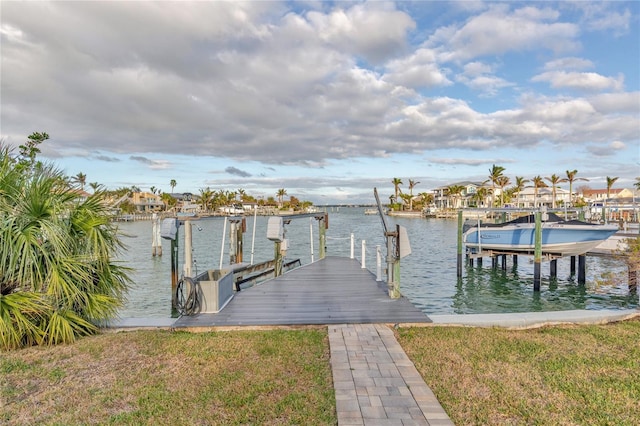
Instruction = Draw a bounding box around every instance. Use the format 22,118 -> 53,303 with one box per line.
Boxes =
432,181 -> 485,209
131,191 -> 164,213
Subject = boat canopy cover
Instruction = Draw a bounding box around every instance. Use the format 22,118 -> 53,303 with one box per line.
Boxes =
479,213 -> 600,228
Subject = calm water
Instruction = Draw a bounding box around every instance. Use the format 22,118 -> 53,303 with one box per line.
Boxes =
116,207 -> 638,318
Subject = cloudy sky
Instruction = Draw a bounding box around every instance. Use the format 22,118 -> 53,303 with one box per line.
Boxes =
1,1 -> 639,204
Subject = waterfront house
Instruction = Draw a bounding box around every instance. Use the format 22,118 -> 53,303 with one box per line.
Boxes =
513,187 -> 571,208
131,191 -> 164,213
432,181 -> 485,209
581,188 -> 635,203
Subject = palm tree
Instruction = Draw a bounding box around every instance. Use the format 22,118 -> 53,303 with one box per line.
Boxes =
471,187 -> 489,207
634,177 -> 640,191
73,172 -> 87,191
276,188 -> 287,208
512,176 -> 529,208
565,170 -> 588,206
0,144 -> 130,349
392,178 -> 403,204
488,164 -> 505,207
199,187 -> 213,212
417,192 -> 434,209
531,175 -> 547,208
89,182 -> 101,193
496,175 -> 511,207
606,176 -> 619,200
545,174 -> 567,209
149,186 -> 157,194
169,179 -> 177,194
446,184 -> 465,208
408,179 -> 420,211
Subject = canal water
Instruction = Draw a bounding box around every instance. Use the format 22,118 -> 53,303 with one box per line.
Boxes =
116,207 -> 637,318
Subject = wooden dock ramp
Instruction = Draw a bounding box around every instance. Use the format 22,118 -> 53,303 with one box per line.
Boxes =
174,256 -> 431,327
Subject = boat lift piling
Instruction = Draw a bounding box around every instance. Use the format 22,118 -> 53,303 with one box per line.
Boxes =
459,207 -> 595,292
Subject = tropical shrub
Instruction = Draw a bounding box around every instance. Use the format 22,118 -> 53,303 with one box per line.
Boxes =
0,137 -> 130,349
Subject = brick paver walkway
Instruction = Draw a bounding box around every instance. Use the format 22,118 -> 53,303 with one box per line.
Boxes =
329,324 -> 454,426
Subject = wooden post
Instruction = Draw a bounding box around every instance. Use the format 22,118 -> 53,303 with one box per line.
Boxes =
570,256 -> 576,275
390,224 -> 401,299
171,234 -> 179,317
628,268 -> 637,292
578,254 -> 586,284
237,219 -> 244,263
184,221 -> 192,278
229,219 -> 244,264
533,212 -> 542,291
501,254 -> 507,270
457,210 -> 463,277
513,255 -> 518,266
152,213 -> 162,256
550,259 -> 557,279
274,241 -> 283,277
318,213 -> 327,260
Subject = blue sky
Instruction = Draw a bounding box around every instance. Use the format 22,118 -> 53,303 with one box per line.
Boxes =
1,1 -> 638,204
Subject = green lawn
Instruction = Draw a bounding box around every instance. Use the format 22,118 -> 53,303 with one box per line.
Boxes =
397,319 -> 640,425
1,329 -> 336,425
2,319 -> 639,425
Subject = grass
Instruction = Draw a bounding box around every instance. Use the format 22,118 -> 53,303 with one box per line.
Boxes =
397,318 -> 640,426
0,329 -> 336,425
2,320 -> 640,425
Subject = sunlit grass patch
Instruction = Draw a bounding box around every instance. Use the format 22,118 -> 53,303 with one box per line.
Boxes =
397,319 -> 640,425
1,329 -> 336,425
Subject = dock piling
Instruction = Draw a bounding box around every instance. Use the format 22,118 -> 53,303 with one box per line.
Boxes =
457,210 -> 463,277
578,255 -> 586,284
533,212 -> 542,292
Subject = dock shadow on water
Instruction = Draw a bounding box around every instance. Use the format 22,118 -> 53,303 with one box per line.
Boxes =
115,207 -> 638,318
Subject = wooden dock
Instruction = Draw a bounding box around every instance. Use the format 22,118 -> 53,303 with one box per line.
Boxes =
174,256 -> 430,328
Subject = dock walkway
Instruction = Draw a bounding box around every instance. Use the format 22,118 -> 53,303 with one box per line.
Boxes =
174,256 -> 431,328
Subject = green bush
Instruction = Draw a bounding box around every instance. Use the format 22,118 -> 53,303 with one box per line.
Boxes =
0,137 -> 130,349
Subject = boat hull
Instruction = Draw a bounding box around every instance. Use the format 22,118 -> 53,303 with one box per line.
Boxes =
463,222 -> 618,256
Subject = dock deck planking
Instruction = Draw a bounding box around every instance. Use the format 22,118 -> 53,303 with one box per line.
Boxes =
174,256 -> 431,327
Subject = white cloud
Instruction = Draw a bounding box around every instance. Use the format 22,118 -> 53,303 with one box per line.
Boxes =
383,48 -> 451,89
306,2 -> 415,64
431,4 -> 580,63
532,71 -> 624,92
543,57 -> 594,71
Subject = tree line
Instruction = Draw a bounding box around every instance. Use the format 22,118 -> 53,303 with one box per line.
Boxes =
391,166 -> 638,211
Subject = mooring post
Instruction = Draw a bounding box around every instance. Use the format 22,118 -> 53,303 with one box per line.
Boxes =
386,224 -> 401,299
550,259 -> 557,279
318,213 -> 327,259
229,219 -> 244,264
578,254 -> 586,284
170,228 -> 179,318
457,210 -> 463,277
570,256 -> 576,275
361,240 -> 366,269
513,255 -> 518,266
274,241 -> 283,277
184,221 -> 193,279
533,211 -> 542,291
151,213 -> 162,256
501,254 -> 507,270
